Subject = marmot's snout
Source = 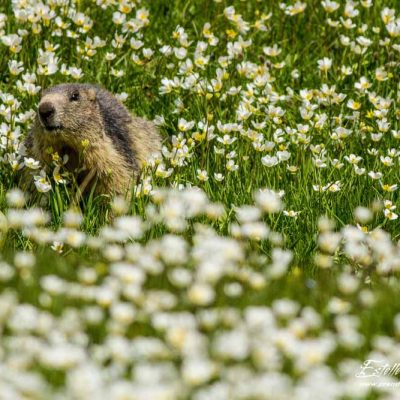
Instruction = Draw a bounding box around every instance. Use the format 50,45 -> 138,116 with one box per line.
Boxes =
38,102 -> 57,129
37,95 -> 64,131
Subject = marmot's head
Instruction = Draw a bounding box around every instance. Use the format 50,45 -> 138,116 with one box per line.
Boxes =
37,83 -> 100,135
33,83 -> 136,170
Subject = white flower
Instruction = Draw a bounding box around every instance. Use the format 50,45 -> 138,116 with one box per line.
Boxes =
277,150 -> 291,162
174,47 -> 187,59
41,275 -> 66,295
115,92 -> 128,102
255,189 -> 283,213
143,48 -> 154,59
34,170 -> 52,193
317,57 -> 332,71
283,210 -> 298,217
182,357 -> 216,386
226,160 -> 238,171
40,344 -> 85,370
110,302 -> 136,325
6,188 -> 25,207
69,67 -> 84,79
187,283 -> 215,305
14,251 -> 35,269
197,169 -> 209,182
159,235 -> 188,265
240,221 -> 270,240
8,59 -> 23,75
24,157 -> 40,169
261,155 -> 278,167
321,0 -> 340,13
236,206 -> 261,223
214,173 -> 224,181
213,329 -> 249,360
112,11 -> 126,25
1,33 -> 22,52
113,216 -> 143,239
51,241 -> 64,254
384,209 -> 398,220
354,207 -> 372,223
355,76 -> 371,91
63,209 -> 83,228
368,171 -> 382,180
178,118 -> 195,131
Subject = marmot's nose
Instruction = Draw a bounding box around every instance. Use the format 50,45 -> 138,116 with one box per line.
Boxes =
39,102 -> 55,120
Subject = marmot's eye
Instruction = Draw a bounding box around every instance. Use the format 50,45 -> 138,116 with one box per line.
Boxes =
70,91 -> 80,101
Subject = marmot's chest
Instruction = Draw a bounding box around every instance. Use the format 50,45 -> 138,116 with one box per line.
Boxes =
59,145 -> 82,171
52,144 -> 92,187
39,139 -> 87,173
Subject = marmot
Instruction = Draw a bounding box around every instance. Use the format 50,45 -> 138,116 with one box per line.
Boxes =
24,83 -> 161,195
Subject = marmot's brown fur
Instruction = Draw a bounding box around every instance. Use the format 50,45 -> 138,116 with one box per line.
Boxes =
24,83 -> 161,195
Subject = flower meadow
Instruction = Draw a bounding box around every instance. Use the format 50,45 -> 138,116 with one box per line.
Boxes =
0,0 -> 400,398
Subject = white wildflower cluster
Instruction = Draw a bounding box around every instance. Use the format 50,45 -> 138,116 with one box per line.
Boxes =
0,0 -> 398,200
0,186 -> 398,398
0,1 -> 399,398
316,210 -> 400,274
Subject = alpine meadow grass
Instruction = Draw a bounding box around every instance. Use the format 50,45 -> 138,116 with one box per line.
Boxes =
0,0 -> 400,398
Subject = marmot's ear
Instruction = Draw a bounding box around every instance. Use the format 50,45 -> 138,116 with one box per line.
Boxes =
88,88 -> 97,101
